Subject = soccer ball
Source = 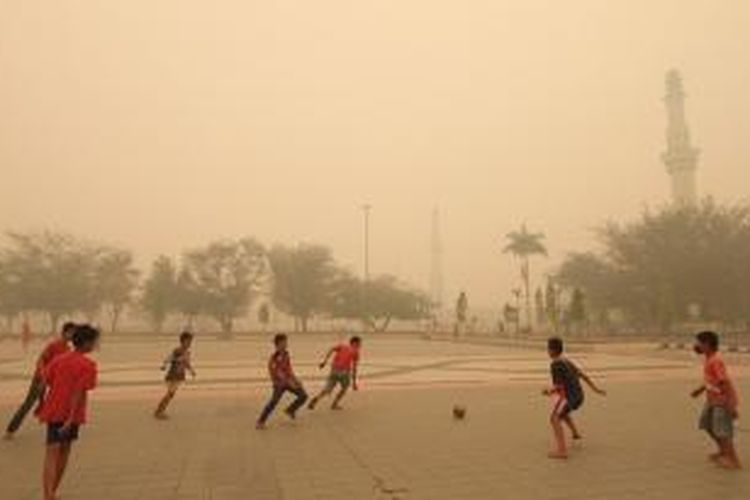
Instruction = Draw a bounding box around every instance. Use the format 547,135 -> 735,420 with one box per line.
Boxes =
452,405 -> 466,420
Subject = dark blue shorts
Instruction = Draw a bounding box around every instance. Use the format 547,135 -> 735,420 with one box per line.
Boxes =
46,422 -> 80,444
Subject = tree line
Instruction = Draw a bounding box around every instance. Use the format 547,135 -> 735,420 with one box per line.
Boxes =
0,232 -> 430,335
556,199 -> 750,333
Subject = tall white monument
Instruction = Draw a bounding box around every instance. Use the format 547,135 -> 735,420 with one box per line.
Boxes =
429,207 -> 444,309
661,69 -> 699,205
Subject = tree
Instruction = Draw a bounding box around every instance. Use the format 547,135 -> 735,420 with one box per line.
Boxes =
141,256 -> 178,332
558,200 -> 750,331
181,238 -> 266,335
534,287 -> 546,327
257,303 -> 271,331
544,280 -> 559,332
365,276 -> 431,331
557,252 -> 617,329
503,224 -> 547,332
268,244 -> 338,332
1,232 -> 98,331
0,260 -> 24,333
568,288 -> 586,333
174,267 -> 203,330
94,248 -> 139,333
329,273 -> 430,331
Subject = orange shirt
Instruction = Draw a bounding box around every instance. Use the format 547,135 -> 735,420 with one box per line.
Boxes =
703,353 -> 738,410
331,344 -> 359,372
35,338 -> 70,378
38,351 -> 97,425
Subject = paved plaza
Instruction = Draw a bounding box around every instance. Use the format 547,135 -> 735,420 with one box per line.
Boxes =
0,334 -> 748,499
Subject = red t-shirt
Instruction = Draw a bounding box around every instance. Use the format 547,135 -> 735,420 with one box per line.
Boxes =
703,353 -> 738,410
38,351 -> 98,425
35,338 -> 70,378
331,344 -> 359,372
269,350 -> 293,386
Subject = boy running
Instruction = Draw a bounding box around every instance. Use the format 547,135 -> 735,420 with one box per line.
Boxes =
542,337 -> 606,459
308,336 -> 362,411
256,333 -> 308,429
37,324 -> 99,500
154,331 -> 196,419
691,330 -> 741,469
4,322 -> 77,439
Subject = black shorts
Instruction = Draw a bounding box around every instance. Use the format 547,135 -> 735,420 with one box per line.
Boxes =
46,422 -> 80,444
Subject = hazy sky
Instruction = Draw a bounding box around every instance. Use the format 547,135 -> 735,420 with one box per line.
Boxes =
1,1 -> 749,309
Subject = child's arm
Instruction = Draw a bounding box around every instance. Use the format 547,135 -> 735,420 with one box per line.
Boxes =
351,361 -> 359,390
185,353 -> 196,378
541,383 -> 563,396
318,348 -> 336,369
161,352 -> 173,371
60,389 -> 83,432
35,351 -> 48,378
578,369 -> 606,395
690,385 -> 706,398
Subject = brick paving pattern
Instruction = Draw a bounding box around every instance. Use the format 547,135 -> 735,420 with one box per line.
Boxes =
0,335 -> 747,499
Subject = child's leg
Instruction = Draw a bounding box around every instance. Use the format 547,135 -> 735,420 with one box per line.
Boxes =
285,386 -> 308,416
155,385 -> 177,417
717,438 -> 742,468
562,415 -> 581,439
548,399 -> 568,458
705,429 -> 723,459
257,387 -> 284,426
549,414 -> 567,458
6,377 -> 45,436
53,442 -> 72,495
43,444 -> 61,500
308,380 -> 334,409
331,386 -> 349,409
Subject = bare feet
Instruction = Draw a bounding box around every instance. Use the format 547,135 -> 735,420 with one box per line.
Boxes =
708,452 -> 723,462
255,421 -> 266,430
307,398 -> 318,410
716,456 -> 742,470
572,433 -> 582,440
2,432 -> 13,441
331,404 -> 343,411
547,451 -> 568,460
153,412 -> 168,420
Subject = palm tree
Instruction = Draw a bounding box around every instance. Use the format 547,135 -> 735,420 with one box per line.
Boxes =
503,224 -> 547,332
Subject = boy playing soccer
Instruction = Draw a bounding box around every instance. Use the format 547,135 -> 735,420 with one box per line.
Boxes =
256,333 -> 308,429
154,331 -> 196,419
5,321 -> 77,439
308,336 -> 362,411
691,330 -> 741,469
542,337 -> 606,459
37,324 -> 99,500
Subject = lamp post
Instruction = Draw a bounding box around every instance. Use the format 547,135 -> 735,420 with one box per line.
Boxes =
362,204 -> 371,281
361,204 -> 372,330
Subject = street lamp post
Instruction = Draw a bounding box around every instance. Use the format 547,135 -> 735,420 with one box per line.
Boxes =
362,204 -> 371,282
361,204 -> 372,331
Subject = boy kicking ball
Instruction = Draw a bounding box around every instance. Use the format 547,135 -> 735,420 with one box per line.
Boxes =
308,336 -> 362,411
542,337 -> 606,459
691,330 -> 741,470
